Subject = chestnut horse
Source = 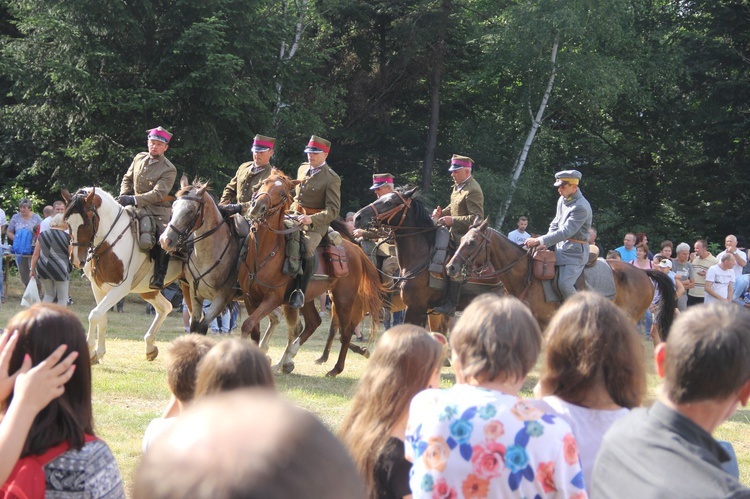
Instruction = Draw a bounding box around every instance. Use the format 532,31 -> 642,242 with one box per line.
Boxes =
62,187 -> 184,362
353,187 -> 472,328
240,169 -> 383,377
159,176 -> 282,339
446,218 -> 676,330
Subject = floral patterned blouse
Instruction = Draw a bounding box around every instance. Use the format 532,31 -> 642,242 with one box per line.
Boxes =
405,384 -> 588,498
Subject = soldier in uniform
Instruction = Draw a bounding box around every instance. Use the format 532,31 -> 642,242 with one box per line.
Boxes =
353,173 -> 401,325
219,134 -> 276,216
117,126 -> 177,289
525,169 -> 592,300
288,135 -> 341,308
432,155 -> 484,316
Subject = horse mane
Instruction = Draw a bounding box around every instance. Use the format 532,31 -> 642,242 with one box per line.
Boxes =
176,179 -> 211,197
395,186 -> 435,230
64,187 -> 116,218
331,218 -> 355,242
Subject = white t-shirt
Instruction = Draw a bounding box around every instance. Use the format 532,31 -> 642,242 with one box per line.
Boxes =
705,264 -> 735,303
39,216 -> 53,233
716,250 -> 747,279
507,229 -> 529,245
538,396 -> 629,491
142,417 -> 178,453
0,208 -> 6,227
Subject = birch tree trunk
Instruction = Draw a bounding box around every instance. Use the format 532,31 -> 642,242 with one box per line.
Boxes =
274,0 -> 307,126
495,35 -> 559,229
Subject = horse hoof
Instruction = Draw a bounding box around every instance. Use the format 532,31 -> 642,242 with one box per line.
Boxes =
90,353 -> 100,365
443,357 -> 452,368
314,356 -> 327,365
146,346 -> 159,361
362,348 -> 370,359
325,370 -> 339,378
282,362 -> 295,374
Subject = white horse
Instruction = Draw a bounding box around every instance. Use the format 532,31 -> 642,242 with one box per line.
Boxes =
159,176 -> 285,343
63,187 -> 183,363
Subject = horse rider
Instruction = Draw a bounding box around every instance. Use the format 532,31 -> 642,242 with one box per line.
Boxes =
288,135 -> 341,308
353,173 -> 400,303
525,169 -> 592,300
117,126 -> 177,289
431,155 -> 484,316
219,134 -> 276,216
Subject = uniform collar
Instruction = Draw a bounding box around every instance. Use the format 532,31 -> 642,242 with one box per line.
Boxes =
454,175 -> 472,191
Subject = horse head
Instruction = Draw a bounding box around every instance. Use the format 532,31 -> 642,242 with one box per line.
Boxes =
63,187 -> 104,268
247,168 -> 296,221
353,186 -> 419,230
446,217 -> 492,279
161,175 -> 210,252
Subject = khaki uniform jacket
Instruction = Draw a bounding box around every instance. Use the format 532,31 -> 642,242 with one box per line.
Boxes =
120,152 -> 177,231
219,162 -> 273,213
290,163 -> 341,237
442,176 -> 484,242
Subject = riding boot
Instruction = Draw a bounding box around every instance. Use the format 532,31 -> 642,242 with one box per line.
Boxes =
290,256 -> 314,308
149,247 -> 170,290
433,279 -> 462,317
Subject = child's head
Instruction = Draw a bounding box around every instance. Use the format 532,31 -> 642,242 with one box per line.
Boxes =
540,292 -> 645,408
166,334 -> 217,403
450,295 -> 542,385
195,339 -> 275,397
6,304 -> 92,454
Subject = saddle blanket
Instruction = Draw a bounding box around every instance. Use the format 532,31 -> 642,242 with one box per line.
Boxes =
542,258 -> 616,302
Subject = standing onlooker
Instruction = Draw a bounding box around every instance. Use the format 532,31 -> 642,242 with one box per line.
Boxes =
536,292 -> 645,491
3,304 -> 125,497
658,240 -> 673,259
507,216 -> 530,245
615,232 -> 637,262
339,325 -> 444,499
634,232 -> 654,259
405,295 -> 586,498
38,201 -> 65,233
687,239 -> 717,307
672,242 -> 695,311
29,214 -> 70,306
6,198 -> 42,287
704,253 -> 735,303
0,205 -> 6,304
592,303 -> 750,498
588,226 -> 601,255
716,234 -> 747,279
630,243 -> 652,268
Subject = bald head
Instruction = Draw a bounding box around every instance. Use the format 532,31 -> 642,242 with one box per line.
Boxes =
135,389 -> 365,499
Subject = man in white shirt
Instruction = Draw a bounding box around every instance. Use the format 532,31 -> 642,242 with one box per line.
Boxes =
507,216 -> 530,245
705,253 -> 736,303
716,234 -> 747,279
39,201 -> 66,233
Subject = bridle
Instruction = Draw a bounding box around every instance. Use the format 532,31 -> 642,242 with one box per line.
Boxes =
369,191 -> 412,230
452,226 -> 531,280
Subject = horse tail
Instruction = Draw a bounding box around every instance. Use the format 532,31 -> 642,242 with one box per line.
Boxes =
330,218 -> 356,243
646,270 -> 677,340
354,245 -> 386,335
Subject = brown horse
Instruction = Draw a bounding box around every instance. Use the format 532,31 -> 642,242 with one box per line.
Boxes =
239,169 -> 383,377
446,218 -> 676,330
353,187 -> 472,328
159,176 -> 282,340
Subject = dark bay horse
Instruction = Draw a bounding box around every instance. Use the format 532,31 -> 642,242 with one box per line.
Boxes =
353,187 -> 470,328
63,187 -> 184,362
240,169 -> 383,377
446,218 -> 676,330
159,176 -> 281,339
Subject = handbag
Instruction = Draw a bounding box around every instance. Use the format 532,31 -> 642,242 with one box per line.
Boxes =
21,277 -> 41,307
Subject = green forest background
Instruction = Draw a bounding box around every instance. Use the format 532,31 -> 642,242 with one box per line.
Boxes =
0,0 -> 747,253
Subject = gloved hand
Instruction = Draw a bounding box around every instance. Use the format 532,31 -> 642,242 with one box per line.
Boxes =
116,195 -> 136,206
219,204 -> 243,216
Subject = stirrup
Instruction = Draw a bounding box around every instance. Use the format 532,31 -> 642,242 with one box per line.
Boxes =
289,289 -> 305,309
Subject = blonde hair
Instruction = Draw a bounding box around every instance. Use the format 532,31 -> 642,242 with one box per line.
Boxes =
451,294 -> 542,384
50,213 -> 66,229
338,325 -> 444,498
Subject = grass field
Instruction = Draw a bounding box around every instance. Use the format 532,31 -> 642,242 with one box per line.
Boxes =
1,271 -> 748,495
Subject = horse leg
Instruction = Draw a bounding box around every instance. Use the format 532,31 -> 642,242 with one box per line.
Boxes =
240,298 -> 279,343
403,306 -> 429,328
189,293 -> 207,334
258,306 -> 282,353
140,291 -> 172,361
326,288 -> 360,378
87,284 -> 116,363
198,288 -> 236,335
278,300 -> 322,374
316,305 -> 338,364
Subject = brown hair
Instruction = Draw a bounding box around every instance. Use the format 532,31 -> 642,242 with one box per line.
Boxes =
635,232 -> 647,245
195,339 -> 274,396
166,334 -> 216,403
664,303 -> 750,404
450,294 -> 542,384
606,250 -> 621,260
540,292 -> 646,408
6,304 -> 93,456
635,242 -> 649,256
134,389 -> 365,499
338,325 -> 444,497
660,240 -> 673,251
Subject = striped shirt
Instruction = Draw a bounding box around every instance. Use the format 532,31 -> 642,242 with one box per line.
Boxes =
37,229 -> 70,281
